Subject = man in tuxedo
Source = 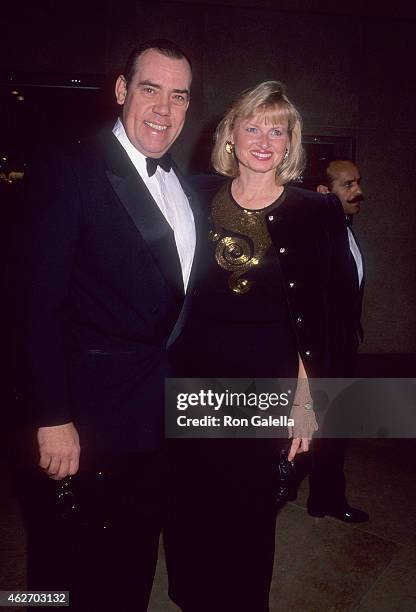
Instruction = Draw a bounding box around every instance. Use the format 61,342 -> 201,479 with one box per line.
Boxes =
318,159 -> 364,349
7,39 -> 197,611
306,159 -> 368,522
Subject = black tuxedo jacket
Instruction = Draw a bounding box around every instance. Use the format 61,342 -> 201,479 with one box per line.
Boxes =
7,128 -> 202,454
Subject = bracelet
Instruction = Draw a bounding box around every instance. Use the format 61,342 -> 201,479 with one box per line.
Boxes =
292,402 -> 313,410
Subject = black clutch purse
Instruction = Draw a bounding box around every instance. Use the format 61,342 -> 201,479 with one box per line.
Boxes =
275,444 -> 296,504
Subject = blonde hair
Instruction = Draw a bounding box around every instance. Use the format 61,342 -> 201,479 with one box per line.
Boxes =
211,81 -> 304,184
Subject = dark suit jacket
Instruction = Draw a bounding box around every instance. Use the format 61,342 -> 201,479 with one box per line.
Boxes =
7,128 -> 201,455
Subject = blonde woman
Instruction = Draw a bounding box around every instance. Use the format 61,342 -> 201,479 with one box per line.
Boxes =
168,81 -> 356,612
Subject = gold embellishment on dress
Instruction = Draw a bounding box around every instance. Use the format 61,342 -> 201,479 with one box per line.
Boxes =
210,184 -> 273,294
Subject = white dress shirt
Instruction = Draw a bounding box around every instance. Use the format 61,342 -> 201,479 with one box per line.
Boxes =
112,118 -> 196,291
347,226 -> 363,287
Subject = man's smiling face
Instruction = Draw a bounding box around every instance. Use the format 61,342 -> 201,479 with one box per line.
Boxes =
115,48 -> 192,158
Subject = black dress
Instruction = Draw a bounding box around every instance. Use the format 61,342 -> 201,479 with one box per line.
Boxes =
167,183 -> 299,612
176,182 -> 299,379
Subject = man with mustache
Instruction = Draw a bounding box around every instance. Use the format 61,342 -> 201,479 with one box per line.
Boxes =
7,39 -> 198,611
304,159 -> 369,523
319,159 -> 364,215
317,159 -> 365,341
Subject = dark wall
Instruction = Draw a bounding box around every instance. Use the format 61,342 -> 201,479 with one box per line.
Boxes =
2,1 -> 415,353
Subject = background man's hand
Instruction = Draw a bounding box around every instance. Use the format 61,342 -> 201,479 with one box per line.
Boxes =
37,422 -> 80,480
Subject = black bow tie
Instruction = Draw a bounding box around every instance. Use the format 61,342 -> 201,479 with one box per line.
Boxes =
146,154 -> 172,177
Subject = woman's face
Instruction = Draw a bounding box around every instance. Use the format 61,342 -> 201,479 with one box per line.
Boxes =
231,113 -> 289,178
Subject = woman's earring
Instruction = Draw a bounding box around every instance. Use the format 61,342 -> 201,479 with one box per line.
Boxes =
225,141 -> 234,154
283,148 -> 289,160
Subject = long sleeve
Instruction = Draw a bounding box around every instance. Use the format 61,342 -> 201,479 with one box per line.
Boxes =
6,150 -> 83,426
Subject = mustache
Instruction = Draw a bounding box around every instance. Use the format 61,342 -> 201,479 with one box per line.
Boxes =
348,194 -> 364,204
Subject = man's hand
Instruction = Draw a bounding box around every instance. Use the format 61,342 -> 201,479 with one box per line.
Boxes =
288,437 -> 309,462
37,422 -> 80,480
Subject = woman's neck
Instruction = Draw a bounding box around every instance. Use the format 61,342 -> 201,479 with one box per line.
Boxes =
232,172 -> 284,210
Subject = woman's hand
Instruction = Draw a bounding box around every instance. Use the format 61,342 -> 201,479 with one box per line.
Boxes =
288,437 -> 309,461
287,355 -> 318,445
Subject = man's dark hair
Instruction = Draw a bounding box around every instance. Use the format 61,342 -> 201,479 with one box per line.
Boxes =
123,39 -> 192,86
321,158 -> 356,188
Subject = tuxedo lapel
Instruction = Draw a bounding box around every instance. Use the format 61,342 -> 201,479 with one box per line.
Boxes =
166,185 -> 205,349
100,130 -> 184,297
106,169 -> 184,296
